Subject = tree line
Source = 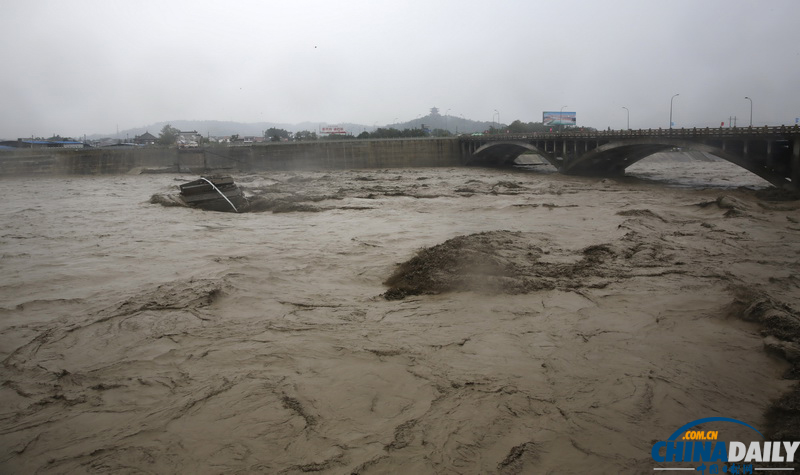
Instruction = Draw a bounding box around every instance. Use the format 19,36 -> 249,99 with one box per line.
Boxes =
157,120 -> 592,144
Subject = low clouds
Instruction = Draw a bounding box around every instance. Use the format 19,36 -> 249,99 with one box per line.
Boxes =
1,0 -> 798,138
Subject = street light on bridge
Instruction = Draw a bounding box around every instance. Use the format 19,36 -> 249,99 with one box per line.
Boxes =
560,105 -> 567,132
745,97 -> 753,127
622,106 -> 630,130
669,94 -> 679,129
493,109 -> 500,133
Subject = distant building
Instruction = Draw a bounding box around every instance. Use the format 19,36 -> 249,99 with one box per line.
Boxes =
177,130 -> 201,148
133,131 -> 157,145
93,138 -> 119,147
0,139 -> 86,149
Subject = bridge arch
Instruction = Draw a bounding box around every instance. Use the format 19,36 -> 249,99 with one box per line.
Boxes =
562,137 -> 789,187
470,141 -> 559,168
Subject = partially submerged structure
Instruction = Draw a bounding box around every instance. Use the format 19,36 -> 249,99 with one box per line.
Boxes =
178,176 -> 247,212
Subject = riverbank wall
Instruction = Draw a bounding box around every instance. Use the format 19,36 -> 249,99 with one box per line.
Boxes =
0,138 -> 464,175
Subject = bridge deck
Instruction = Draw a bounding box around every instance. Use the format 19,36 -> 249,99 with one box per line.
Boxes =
462,125 -> 800,141
461,126 -> 800,189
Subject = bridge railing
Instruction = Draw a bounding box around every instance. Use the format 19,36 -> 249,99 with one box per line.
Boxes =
466,124 -> 800,141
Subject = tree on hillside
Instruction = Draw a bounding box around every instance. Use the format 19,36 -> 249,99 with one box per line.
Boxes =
322,133 -> 355,140
358,127 -> 431,139
507,120 -> 549,134
294,130 -> 317,141
157,124 -> 180,145
47,134 -> 74,141
265,128 -> 290,142
367,128 -> 402,139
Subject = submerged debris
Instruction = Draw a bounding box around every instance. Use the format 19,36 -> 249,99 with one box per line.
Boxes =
178,176 -> 248,212
149,176 -> 247,212
150,175 -> 341,213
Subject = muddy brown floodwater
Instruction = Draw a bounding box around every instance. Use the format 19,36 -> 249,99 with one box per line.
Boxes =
1,156 -> 800,474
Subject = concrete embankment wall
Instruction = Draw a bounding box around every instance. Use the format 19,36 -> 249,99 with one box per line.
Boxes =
0,138 -> 464,176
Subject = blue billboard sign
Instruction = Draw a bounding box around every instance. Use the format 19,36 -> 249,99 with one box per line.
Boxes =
543,111 -> 577,126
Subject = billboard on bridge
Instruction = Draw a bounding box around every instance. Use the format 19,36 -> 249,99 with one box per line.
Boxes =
543,111 -> 577,126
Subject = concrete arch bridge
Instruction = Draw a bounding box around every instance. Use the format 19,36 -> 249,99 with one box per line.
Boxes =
460,126 -> 800,189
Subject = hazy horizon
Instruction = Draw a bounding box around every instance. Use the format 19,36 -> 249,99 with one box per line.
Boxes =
2,0 -> 799,139
4,114 -> 503,141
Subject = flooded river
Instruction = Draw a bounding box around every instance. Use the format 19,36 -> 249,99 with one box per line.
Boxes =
1,156 -> 799,473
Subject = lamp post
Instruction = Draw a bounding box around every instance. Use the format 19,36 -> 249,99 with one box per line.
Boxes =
622,106 -> 630,130
493,109 -> 499,133
560,105 -> 567,132
445,108 -> 451,133
669,94 -> 679,129
745,97 -> 753,127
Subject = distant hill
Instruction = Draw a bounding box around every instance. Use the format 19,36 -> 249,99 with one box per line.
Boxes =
387,113 -> 498,135
90,115 -> 503,140
89,120 -> 297,140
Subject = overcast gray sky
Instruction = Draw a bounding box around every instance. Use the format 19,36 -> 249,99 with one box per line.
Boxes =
2,0 -> 799,138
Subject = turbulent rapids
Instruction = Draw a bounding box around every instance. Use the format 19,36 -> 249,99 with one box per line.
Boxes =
2,159 -> 800,473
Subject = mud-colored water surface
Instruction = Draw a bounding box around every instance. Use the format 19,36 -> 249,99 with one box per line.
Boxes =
2,158 -> 799,473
